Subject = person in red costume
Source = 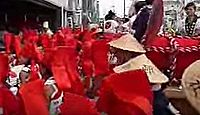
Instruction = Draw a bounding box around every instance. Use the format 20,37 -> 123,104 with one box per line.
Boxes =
0,52 -> 22,115
97,34 -> 179,115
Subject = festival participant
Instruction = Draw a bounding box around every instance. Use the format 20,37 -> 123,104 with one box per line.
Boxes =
132,0 -> 154,43
104,10 -> 119,34
0,52 -> 22,115
99,34 -> 179,115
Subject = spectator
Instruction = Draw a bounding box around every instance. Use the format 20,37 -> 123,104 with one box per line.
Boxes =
104,10 -> 119,33
176,2 -> 200,37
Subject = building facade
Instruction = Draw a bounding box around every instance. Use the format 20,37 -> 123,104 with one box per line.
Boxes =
82,0 -> 100,27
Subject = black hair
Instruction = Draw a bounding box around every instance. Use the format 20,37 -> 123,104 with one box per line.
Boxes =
105,10 -> 116,20
135,1 -> 147,13
124,18 -> 130,23
145,0 -> 154,5
6,25 -> 20,35
185,2 -> 196,11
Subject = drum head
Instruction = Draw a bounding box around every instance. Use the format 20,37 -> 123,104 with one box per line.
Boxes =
182,60 -> 200,114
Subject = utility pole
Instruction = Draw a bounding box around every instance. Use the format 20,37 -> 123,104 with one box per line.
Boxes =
124,0 -> 126,18
82,0 -> 88,29
97,0 -> 100,22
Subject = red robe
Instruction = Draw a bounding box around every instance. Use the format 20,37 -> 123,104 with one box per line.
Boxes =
0,86 -> 21,115
97,70 -> 153,115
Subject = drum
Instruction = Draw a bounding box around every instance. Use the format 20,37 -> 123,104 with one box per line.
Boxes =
182,59 -> 200,114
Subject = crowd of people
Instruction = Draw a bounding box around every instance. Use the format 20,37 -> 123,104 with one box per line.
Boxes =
102,0 -> 200,39
0,0 -> 200,115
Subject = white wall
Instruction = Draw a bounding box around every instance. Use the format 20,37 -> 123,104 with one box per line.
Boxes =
44,0 -> 62,7
44,0 -> 72,8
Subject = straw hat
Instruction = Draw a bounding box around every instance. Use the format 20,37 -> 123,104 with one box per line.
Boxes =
182,59 -> 200,114
108,34 -> 146,53
113,54 -> 169,83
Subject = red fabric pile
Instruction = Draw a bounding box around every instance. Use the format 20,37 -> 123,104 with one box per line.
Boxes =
146,36 -> 171,71
97,70 -> 153,115
60,92 -> 100,115
174,38 -> 200,79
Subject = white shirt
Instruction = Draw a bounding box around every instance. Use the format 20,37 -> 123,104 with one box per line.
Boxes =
46,29 -> 53,36
176,17 -> 200,36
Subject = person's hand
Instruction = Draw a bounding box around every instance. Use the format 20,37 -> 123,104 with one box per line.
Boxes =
141,35 -> 147,44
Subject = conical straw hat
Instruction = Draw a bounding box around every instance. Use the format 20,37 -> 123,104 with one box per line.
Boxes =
182,59 -> 200,114
113,54 -> 169,83
108,34 -> 146,53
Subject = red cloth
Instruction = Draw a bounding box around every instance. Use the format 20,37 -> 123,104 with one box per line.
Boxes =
61,28 -> 73,35
81,35 -> 95,77
19,43 -> 33,59
50,47 -> 72,91
29,60 -> 40,81
40,34 -> 50,48
61,47 -> 84,95
82,59 -> 94,78
60,92 -> 100,115
53,31 -> 65,46
146,36 -> 171,71
19,42 -> 43,63
0,86 -> 21,115
53,31 -> 78,48
174,38 -> 200,79
51,65 -> 72,90
145,0 -> 163,45
19,79 -> 49,115
51,46 -> 84,94
0,53 -> 9,82
64,36 -> 78,48
103,33 -> 122,41
92,39 -> 110,76
3,32 -> 13,54
23,30 -> 38,43
73,28 -> 83,41
43,48 -> 56,69
52,46 -> 77,82
97,70 -> 153,115
14,36 -> 22,58
32,44 -> 43,62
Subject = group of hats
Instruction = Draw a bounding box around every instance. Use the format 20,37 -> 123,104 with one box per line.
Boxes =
108,34 -> 169,83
